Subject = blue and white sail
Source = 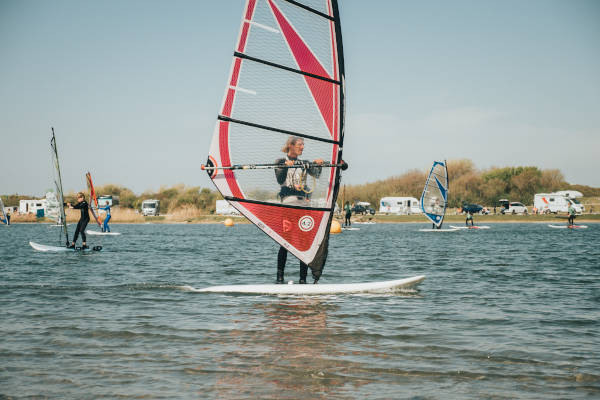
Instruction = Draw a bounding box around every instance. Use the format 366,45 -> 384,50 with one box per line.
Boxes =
420,160 -> 449,228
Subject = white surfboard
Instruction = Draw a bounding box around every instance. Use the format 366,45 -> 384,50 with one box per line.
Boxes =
342,227 -> 360,231
548,224 -> 588,229
86,230 -> 121,236
193,275 -> 425,295
29,241 -> 102,252
419,227 -> 459,232
449,225 -> 491,230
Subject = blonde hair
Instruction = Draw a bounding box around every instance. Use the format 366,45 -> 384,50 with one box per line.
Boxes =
281,136 -> 304,153
77,192 -> 85,200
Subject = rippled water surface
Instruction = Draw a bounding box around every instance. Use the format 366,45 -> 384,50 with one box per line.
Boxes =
1,222 -> 599,399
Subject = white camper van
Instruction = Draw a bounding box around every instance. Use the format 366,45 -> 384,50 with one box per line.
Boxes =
141,199 -> 160,216
533,192 -> 584,214
215,199 -> 239,215
379,197 -> 422,215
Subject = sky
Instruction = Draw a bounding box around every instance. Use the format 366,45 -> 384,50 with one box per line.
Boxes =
1,0 -> 599,196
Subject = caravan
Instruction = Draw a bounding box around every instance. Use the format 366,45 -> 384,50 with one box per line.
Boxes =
534,192 -> 584,214
379,197 -> 422,215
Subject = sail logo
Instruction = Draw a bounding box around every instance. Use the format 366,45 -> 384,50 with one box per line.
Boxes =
298,216 -> 314,232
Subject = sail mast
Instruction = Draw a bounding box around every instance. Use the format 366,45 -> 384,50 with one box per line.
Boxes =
50,128 -> 69,245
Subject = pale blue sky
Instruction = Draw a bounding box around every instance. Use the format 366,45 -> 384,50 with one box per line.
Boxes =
1,0 -> 599,196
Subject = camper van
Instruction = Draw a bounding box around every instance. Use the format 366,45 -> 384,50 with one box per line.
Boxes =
141,199 -> 160,216
534,193 -> 584,214
379,197 -> 422,215
215,200 -> 239,215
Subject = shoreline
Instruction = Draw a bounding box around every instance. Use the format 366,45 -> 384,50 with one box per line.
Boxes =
6,214 -> 599,225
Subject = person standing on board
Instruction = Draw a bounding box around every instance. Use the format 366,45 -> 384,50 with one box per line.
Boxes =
465,211 -> 474,227
274,136 -> 324,284
99,203 -> 112,232
344,201 -> 352,227
273,136 -> 348,284
568,203 -> 576,226
67,192 -> 90,249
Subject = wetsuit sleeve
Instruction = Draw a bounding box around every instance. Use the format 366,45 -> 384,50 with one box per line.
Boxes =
274,158 -> 287,185
73,202 -> 84,209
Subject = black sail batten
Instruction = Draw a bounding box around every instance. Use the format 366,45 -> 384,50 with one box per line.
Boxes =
281,0 -> 336,21
234,52 -> 341,85
225,196 -> 331,212
218,115 -> 341,145
307,0 -> 345,278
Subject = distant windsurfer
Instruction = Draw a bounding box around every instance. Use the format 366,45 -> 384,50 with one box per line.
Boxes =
568,203 -> 576,226
273,136 -> 348,284
100,203 -> 111,232
466,211 -> 474,227
344,201 -> 352,227
67,192 -> 90,249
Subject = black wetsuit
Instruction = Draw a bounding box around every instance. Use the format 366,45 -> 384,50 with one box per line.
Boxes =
72,201 -> 90,244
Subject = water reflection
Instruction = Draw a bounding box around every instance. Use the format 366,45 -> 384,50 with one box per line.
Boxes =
211,299 -> 368,399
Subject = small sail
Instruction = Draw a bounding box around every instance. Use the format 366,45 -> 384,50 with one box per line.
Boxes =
50,128 -> 69,245
0,197 -> 7,224
86,172 -> 102,227
420,160 -> 449,228
204,0 -> 345,278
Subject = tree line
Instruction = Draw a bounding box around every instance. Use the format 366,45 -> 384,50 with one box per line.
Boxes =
3,159 -> 598,212
342,159 -> 600,208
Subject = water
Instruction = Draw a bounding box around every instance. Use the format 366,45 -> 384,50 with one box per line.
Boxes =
1,222 -> 599,399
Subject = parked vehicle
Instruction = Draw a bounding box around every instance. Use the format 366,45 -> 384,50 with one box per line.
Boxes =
352,202 -> 375,215
141,199 -> 160,216
502,202 -> 528,214
533,193 -> 584,214
379,197 -> 422,215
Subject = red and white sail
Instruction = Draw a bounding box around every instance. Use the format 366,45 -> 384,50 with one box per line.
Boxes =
205,0 -> 345,273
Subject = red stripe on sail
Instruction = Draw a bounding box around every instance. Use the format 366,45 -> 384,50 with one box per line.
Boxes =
243,203 -> 326,252
219,121 -> 243,198
237,0 -> 257,52
268,0 -> 335,137
219,0 -> 257,198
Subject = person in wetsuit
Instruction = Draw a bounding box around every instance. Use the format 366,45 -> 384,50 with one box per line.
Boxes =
466,211 -> 474,227
568,203 -> 576,226
100,203 -> 111,232
273,136 -> 348,284
274,137 -> 323,284
344,201 -> 352,227
67,192 -> 90,249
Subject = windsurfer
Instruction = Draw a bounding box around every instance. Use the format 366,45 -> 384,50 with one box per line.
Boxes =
344,201 -> 352,227
568,203 -> 576,225
100,203 -> 112,232
67,192 -> 90,249
274,136 -> 324,284
466,211 -> 474,227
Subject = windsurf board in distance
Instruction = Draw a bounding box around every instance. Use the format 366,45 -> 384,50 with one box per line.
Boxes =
449,225 -> 491,230
86,230 -> 121,236
418,227 -> 459,232
193,275 -> 425,295
548,224 -> 588,229
29,241 -> 102,252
